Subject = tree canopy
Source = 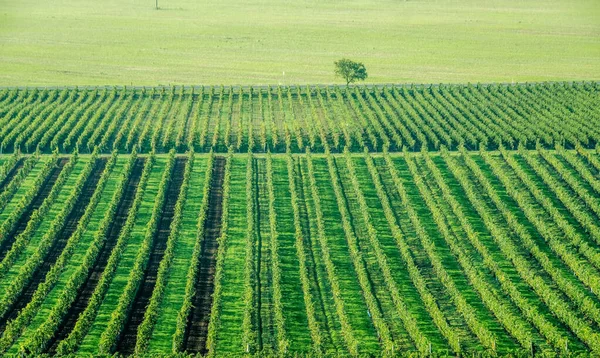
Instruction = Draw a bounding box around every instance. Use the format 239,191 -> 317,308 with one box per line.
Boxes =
334,58 -> 368,85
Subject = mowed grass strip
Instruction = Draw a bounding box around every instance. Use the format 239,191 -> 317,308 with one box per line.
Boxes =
6,157 -> 127,352
412,155 -> 528,351
468,154 -> 591,352
296,156 -> 343,353
309,157 -> 380,354
335,156 -> 414,350
77,158 -> 167,354
0,159 -> 86,299
437,152 -> 600,353
344,156 -> 449,350
429,154 -> 554,352
146,156 -> 208,353
394,154 -> 512,352
270,157 -> 312,352
374,156 -> 478,350
213,156 -> 248,353
0,158 -> 47,219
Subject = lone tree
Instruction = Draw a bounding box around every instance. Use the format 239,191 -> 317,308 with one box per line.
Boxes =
334,58 -> 368,85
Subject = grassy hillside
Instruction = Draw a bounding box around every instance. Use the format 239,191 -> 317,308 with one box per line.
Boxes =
0,0 -> 598,86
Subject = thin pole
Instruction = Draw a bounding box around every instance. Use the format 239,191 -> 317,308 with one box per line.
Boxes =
155,0 -> 158,9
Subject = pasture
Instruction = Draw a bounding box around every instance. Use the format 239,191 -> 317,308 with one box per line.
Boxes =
0,0 -> 599,85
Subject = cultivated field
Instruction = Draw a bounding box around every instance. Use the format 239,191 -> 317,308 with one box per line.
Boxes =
2,0 -> 599,355
0,82 -> 598,154
0,147 -> 599,355
1,0 -> 599,85
0,80 -> 600,355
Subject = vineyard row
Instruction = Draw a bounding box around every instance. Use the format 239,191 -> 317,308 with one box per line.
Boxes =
0,147 -> 598,355
0,82 -> 598,154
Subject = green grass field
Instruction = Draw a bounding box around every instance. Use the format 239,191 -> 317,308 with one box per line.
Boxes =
1,0 -> 598,86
